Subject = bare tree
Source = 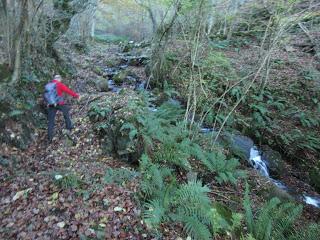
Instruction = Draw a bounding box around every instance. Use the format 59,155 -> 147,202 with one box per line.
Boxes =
135,0 -> 158,33
10,0 -> 28,85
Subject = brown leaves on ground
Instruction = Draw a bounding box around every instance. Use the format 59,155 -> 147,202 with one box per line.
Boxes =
0,43 -> 151,240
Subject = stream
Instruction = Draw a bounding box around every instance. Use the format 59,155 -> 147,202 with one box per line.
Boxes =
103,56 -> 320,209
249,146 -> 320,208
201,128 -> 320,208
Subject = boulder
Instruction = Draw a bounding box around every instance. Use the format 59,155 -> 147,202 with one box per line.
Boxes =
220,132 -> 254,161
113,70 -> 129,85
89,90 -> 143,162
95,77 -> 110,92
261,145 -> 285,178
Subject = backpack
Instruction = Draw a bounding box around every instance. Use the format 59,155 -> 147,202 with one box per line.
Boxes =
44,82 -> 60,105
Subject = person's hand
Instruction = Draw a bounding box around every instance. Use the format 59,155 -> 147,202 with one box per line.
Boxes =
77,95 -> 82,101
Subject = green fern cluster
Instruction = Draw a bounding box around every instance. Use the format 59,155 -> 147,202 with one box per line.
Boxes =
243,183 -> 320,240
200,151 -> 246,185
140,155 -> 244,239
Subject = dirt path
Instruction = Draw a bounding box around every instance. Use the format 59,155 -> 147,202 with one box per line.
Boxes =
0,43 -> 149,240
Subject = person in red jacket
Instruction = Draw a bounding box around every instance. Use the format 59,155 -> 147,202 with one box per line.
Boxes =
47,75 -> 80,143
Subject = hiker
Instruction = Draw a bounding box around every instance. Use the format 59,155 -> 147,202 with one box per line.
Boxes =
44,75 -> 80,143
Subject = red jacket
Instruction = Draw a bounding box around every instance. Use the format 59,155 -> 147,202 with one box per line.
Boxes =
52,79 -> 79,105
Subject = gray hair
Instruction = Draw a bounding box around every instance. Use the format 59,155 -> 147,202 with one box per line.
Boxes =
54,75 -> 62,81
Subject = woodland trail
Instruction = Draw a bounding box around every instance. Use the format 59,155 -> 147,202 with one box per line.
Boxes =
0,44 -> 149,240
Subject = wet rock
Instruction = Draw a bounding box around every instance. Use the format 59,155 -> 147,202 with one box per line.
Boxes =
261,145 -> 285,178
220,132 -> 254,160
103,67 -> 119,79
134,81 -> 146,91
113,70 -> 129,85
120,55 -> 149,67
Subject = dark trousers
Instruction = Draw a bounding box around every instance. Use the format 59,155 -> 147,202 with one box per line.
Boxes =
47,105 -> 73,141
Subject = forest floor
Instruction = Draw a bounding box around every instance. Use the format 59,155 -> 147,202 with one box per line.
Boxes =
0,44 -> 151,240
1,42 -> 319,240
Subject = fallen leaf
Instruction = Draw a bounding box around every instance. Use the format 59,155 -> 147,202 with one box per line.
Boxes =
57,221 -> 65,228
114,206 -> 124,212
12,188 -> 32,201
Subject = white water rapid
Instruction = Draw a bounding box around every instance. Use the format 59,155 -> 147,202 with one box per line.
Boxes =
249,146 -> 320,208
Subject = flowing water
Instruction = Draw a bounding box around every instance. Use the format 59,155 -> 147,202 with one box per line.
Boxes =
104,61 -> 320,209
200,128 -> 320,208
249,146 -> 320,208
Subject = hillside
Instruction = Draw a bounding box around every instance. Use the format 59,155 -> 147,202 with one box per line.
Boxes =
1,0 -> 320,239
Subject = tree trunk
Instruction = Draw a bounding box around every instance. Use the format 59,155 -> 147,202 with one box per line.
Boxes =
135,0 -> 157,33
10,0 -> 28,85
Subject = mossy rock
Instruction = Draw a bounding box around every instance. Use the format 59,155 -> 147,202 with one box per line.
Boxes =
89,91 -> 143,162
93,66 -> 103,75
95,77 -> 110,92
220,132 -> 254,161
261,145 -> 285,178
113,70 -> 129,85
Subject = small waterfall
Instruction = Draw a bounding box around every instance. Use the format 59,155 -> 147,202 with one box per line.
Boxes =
304,196 -> 320,208
249,147 -> 269,177
249,146 -> 320,208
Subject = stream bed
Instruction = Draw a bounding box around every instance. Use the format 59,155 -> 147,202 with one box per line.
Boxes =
200,128 -> 320,208
104,59 -> 320,209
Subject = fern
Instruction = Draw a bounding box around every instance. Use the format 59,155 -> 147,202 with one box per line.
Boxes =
144,198 -> 167,226
243,183 -> 304,240
288,224 -> 320,240
244,183 -> 254,234
170,180 -> 213,239
139,154 -> 174,198
180,215 -> 212,240
201,151 -> 246,184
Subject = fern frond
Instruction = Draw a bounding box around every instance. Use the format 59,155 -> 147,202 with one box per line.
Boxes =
144,198 -> 166,226
244,183 -> 254,234
179,215 -> 212,240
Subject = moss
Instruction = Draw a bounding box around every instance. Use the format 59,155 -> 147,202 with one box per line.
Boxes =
113,70 -> 129,85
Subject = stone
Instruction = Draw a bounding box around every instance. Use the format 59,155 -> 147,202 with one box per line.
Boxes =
261,146 -> 285,178
113,70 -> 129,85
220,132 -> 254,161
57,221 -> 65,228
95,77 -> 110,92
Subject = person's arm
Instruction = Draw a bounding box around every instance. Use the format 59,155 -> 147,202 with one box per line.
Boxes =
58,82 -> 79,98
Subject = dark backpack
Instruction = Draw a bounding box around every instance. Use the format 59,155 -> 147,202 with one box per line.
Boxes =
44,82 -> 60,105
